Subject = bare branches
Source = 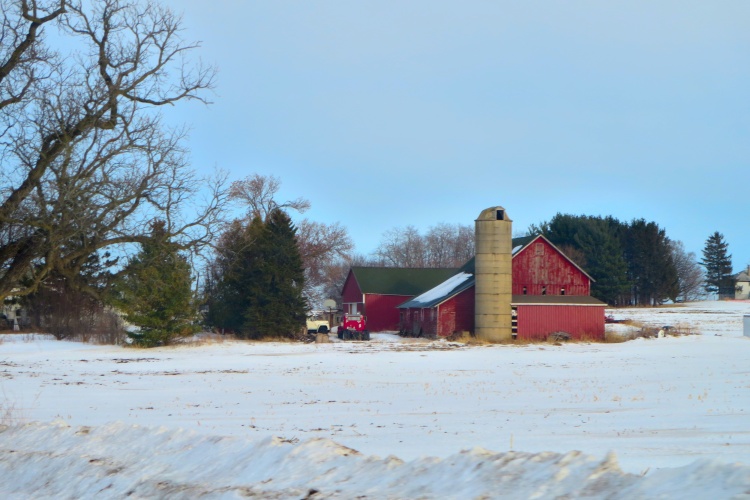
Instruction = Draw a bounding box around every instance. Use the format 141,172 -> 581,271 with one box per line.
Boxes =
671,240 -> 705,301
296,219 -> 353,305
0,1 -> 65,106
0,0 -> 222,301
374,223 -> 474,268
215,173 -> 353,308
229,174 -> 310,222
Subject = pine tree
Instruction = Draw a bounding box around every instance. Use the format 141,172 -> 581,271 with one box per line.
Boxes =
206,219 -> 260,332
241,210 -> 308,339
572,218 -> 629,305
207,210 -> 308,339
621,220 -> 679,305
538,214 -> 630,305
700,232 -> 733,297
115,220 -> 197,347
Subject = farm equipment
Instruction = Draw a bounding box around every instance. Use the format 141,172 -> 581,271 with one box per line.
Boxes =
337,313 -> 370,341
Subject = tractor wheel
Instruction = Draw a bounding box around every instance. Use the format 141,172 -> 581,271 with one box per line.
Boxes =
363,330 -> 370,341
338,329 -> 345,340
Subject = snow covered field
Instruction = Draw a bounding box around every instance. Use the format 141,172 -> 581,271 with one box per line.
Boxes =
2,301 -> 750,498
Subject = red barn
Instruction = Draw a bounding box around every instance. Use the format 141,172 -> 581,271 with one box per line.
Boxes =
398,235 -> 606,340
397,271 -> 475,337
341,267 -> 458,332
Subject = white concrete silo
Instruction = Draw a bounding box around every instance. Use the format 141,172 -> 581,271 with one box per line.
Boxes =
474,206 -> 513,342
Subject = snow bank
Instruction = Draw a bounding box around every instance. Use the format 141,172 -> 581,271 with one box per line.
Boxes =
2,422 -> 749,499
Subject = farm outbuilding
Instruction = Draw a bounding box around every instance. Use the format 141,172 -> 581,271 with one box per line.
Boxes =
341,267 -> 458,332
735,267 -> 750,300
397,233 -> 606,341
343,206 -> 606,340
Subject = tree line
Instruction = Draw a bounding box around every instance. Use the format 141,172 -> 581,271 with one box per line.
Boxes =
529,214 -> 734,305
2,1 -> 738,345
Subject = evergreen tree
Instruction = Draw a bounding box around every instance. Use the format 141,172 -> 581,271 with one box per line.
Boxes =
207,210 -> 307,339
241,210 -> 308,339
700,232 -> 733,297
205,219 -> 259,332
571,218 -> 630,305
621,219 -> 679,305
534,213 -> 682,305
537,213 -> 630,305
115,220 -> 197,347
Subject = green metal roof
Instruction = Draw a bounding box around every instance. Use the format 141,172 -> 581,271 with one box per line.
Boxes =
350,267 -> 459,296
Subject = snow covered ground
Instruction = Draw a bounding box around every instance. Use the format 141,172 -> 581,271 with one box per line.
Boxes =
1,301 -> 750,498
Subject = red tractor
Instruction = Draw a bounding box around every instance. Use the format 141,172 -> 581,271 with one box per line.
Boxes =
337,313 -> 370,341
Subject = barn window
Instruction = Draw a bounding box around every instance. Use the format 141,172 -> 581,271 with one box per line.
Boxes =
560,287 -> 566,295
535,243 -> 544,255
522,286 -> 527,295
541,286 -> 547,295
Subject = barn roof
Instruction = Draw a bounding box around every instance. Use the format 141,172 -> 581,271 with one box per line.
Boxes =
349,267 -> 459,296
511,295 -> 606,306
398,272 -> 475,309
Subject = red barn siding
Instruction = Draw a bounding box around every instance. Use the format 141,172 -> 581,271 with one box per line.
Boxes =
437,287 -> 475,337
400,307 -> 434,336
341,270 -> 364,315
364,294 -> 413,332
512,239 -> 590,296
516,304 -> 604,341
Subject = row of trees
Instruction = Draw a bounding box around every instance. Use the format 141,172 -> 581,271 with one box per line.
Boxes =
529,214 -> 735,305
1,2 -> 737,343
373,224 -> 475,268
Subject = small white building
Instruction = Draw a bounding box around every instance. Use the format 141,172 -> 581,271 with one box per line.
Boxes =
735,266 -> 750,300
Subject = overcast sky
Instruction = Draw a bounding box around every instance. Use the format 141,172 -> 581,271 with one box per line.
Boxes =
162,0 -> 750,269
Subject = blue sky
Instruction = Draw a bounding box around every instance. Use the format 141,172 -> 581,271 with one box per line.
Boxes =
162,1 -> 750,270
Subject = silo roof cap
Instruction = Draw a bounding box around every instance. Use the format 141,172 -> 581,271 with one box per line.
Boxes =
476,206 -> 512,222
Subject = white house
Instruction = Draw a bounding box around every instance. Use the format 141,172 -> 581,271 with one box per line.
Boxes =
735,266 -> 750,300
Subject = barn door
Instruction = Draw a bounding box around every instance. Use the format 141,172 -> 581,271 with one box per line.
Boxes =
412,309 -> 421,336
441,310 -> 456,337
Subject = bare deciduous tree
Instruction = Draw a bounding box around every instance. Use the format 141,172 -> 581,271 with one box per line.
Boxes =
296,219 -> 353,305
318,253 -> 380,308
670,240 -> 705,302
0,0 -> 224,301
225,174 -> 352,308
229,174 -> 310,222
374,226 -> 426,267
374,224 -> 474,268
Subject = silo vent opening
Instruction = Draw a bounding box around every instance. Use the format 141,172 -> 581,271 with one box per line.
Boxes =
496,210 -> 504,220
